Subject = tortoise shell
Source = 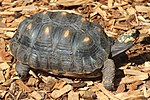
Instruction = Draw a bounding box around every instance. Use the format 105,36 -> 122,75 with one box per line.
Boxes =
10,11 -> 110,77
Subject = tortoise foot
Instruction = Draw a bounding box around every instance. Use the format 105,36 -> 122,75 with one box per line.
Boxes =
15,62 -> 30,79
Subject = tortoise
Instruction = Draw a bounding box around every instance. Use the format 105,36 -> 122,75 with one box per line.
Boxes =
10,11 -> 140,90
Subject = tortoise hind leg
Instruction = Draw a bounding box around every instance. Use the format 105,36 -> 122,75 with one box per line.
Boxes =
102,59 -> 115,90
15,62 -> 30,79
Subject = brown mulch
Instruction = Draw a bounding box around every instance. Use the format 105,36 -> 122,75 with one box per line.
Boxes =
0,0 -> 150,99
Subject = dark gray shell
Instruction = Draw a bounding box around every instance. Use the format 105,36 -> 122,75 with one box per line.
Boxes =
10,11 -> 110,75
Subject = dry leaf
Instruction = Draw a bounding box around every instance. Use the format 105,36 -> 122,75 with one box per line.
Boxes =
96,91 -> 109,100
84,81 -> 93,86
89,85 -> 100,92
144,61 -> 150,67
51,85 -> 73,98
0,49 -> 13,62
0,70 -> 5,83
61,78 -> 73,83
4,32 -> 15,38
68,91 -> 79,100
138,16 -> 146,22
142,86 -> 149,98
0,62 -> 10,70
78,86 -> 89,91
5,68 -> 10,80
27,77 -> 37,86
120,73 -> 149,84
53,80 -> 66,89
2,79 -> 14,86
0,27 -> 17,31
116,84 -> 126,93
15,80 -> 32,92
118,6 -> 127,16
9,5 -> 38,12
108,0 -> 113,8
127,81 -> 143,90
30,91 -> 42,100
132,0 -> 147,2
123,69 -> 147,76
6,16 -> 15,23
56,0 -> 93,6
127,7 -> 136,15
71,82 -> 87,88
0,12 -> 15,16
135,6 -> 150,12
95,83 -> 119,100
2,0 -> 12,5
115,89 -> 143,99
95,7 -> 108,20
0,90 -> 7,98
44,79 -> 56,91
113,24 -> 129,30
82,91 -> 96,99
148,88 -> 150,97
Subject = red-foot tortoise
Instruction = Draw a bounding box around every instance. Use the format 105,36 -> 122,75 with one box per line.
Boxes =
10,11 -> 140,90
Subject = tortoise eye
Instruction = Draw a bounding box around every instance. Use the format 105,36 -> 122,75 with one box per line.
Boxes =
83,36 -> 90,43
64,30 -> 70,38
27,23 -> 32,30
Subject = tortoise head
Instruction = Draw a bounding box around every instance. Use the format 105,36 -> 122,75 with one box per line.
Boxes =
111,29 -> 140,57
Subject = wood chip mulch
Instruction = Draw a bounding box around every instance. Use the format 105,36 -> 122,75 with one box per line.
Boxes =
0,0 -> 150,100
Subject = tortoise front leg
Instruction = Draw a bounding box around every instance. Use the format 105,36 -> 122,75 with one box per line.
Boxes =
102,59 -> 115,90
15,62 -> 30,79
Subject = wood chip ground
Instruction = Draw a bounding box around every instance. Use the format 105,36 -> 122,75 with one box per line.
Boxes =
0,0 -> 150,99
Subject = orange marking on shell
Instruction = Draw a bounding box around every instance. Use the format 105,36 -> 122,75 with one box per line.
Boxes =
81,17 -> 86,22
27,23 -> 32,30
61,12 -> 67,16
64,30 -> 70,38
97,28 -> 102,32
44,26 -> 50,35
83,36 -> 90,43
